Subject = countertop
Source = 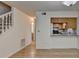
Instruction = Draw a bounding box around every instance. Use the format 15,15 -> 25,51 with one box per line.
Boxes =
50,34 -> 79,36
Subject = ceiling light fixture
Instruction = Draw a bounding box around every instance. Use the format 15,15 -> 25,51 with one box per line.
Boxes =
62,1 -> 77,6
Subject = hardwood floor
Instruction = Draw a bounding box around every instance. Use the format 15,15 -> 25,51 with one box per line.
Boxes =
10,41 -> 79,58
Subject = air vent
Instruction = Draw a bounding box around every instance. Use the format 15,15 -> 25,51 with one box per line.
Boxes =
21,38 -> 25,47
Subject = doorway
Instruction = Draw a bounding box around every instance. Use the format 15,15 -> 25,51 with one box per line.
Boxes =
31,17 -> 36,47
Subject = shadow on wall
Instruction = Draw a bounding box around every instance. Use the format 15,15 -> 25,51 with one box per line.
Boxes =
0,2 -> 11,15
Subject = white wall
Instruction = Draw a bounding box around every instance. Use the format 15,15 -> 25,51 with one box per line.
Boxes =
77,36 -> 79,49
77,15 -> 79,49
50,36 -> 77,48
0,8 -> 32,57
36,12 -> 51,49
36,11 -> 79,49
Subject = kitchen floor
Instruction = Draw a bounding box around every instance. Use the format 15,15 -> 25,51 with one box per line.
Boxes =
10,41 -> 79,58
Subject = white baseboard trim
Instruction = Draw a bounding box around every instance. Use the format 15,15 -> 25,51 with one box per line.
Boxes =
7,42 -> 31,58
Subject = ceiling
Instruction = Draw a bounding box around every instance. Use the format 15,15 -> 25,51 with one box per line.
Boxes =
3,1 -> 79,17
